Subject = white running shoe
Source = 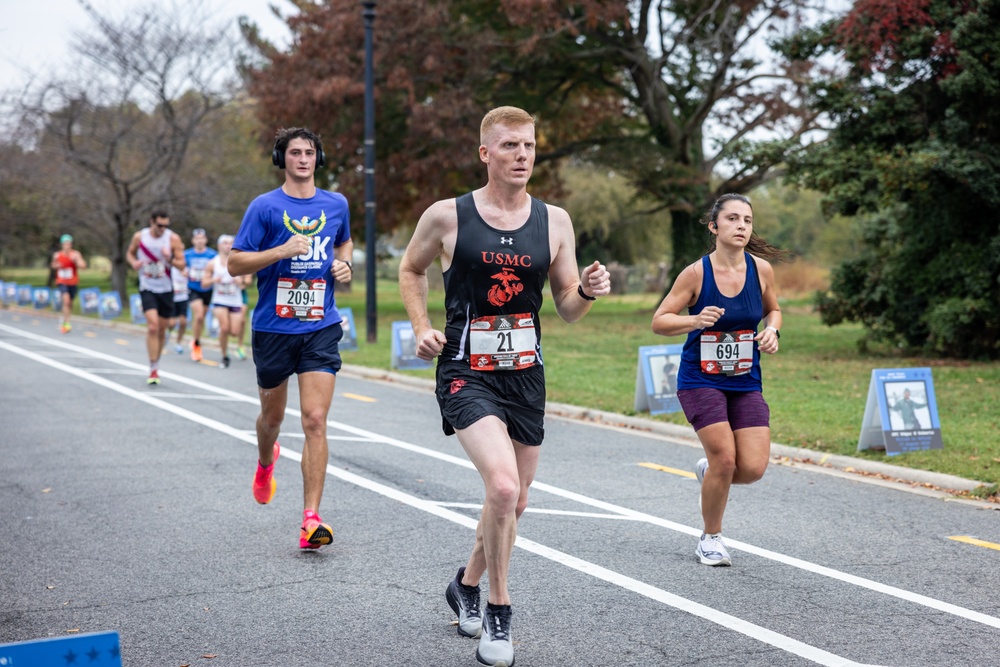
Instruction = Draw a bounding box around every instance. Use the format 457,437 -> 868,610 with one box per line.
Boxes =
476,604 -> 514,666
696,533 -> 732,566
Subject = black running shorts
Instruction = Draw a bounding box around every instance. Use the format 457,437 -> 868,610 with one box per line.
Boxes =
252,323 -> 343,389
140,289 -> 174,318
435,360 -> 546,446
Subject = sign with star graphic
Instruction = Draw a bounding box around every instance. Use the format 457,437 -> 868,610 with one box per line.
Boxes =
0,631 -> 121,666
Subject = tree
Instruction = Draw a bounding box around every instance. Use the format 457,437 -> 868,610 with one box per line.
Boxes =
13,0 -> 240,298
243,1 -> 828,277
784,0 -> 1000,358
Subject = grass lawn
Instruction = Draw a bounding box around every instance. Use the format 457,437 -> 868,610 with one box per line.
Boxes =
4,267 -> 998,495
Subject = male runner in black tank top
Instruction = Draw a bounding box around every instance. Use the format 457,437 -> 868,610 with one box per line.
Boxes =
399,106 -> 612,667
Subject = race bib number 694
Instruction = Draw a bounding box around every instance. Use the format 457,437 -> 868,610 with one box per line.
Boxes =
700,330 -> 754,376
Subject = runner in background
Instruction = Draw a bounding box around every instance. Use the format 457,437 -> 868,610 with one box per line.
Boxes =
51,234 -> 86,334
126,212 -> 186,385
184,228 -> 217,362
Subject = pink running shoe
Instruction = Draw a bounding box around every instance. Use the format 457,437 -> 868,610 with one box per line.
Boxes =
300,511 -> 333,550
252,442 -> 280,505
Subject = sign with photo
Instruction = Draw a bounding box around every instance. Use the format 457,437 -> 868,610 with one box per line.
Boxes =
129,293 -> 146,324
2,282 -> 18,305
50,286 -> 62,310
32,286 -> 51,309
80,287 -> 101,314
391,320 -> 433,370
338,307 -> 358,351
634,344 -> 684,415
98,291 -> 123,320
857,367 -> 943,455
17,284 -> 33,306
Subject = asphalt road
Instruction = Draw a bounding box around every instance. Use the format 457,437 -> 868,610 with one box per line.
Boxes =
1,308 -> 998,667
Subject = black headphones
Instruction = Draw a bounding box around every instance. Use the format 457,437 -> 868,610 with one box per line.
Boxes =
272,136 -> 326,170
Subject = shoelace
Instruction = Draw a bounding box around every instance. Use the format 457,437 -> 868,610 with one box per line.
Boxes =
701,536 -> 726,558
487,609 -> 512,640
461,586 -> 481,617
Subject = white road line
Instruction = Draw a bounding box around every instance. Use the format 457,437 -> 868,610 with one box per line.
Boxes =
0,334 -> 881,667
435,502 -> 644,521
3,321 -> 999,638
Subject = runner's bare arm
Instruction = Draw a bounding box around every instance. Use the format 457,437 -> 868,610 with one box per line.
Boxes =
201,259 -> 216,290
125,232 -> 142,271
651,261 -> 723,337
547,205 -> 610,323
170,235 -> 186,270
754,256 -> 781,354
399,199 -> 455,359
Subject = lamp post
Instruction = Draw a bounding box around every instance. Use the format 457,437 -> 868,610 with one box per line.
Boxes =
362,0 -> 377,342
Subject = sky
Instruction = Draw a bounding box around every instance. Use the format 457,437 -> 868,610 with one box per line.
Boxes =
0,0 -> 295,91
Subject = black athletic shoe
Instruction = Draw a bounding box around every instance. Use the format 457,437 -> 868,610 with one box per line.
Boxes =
445,566 -> 482,638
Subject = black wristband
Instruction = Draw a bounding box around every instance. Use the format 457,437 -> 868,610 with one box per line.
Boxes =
344,261 -> 353,273
577,284 -> 597,301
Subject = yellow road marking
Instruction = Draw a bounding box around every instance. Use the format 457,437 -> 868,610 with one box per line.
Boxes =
342,392 -> 377,403
84,332 -> 97,338
114,339 -> 129,346
949,536 -> 1000,551
638,462 -> 696,479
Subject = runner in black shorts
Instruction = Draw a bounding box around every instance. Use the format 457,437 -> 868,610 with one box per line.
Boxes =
399,106 -> 611,667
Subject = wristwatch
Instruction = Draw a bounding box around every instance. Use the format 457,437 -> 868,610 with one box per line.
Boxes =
765,325 -> 780,339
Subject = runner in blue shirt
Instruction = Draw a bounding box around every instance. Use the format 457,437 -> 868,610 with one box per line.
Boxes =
229,127 -> 353,550
183,229 -> 217,362
652,193 -> 788,567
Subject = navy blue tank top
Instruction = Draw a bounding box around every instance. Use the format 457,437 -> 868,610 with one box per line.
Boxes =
677,253 -> 764,392
441,193 -> 551,368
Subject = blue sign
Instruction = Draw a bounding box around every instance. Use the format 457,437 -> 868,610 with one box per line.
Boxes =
17,284 -> 33,306
32,286 -> 51,309
129,293 -> 146,324
339,307 -> 358,351
2,282 -> 16,305
50,286 -> 62,310
858,367 -> 943,455
80,287 -> 101,314
98,291 -> 123,320
391,320 -> 433,370
634,344 -> 684,415
0,631 -> 121,666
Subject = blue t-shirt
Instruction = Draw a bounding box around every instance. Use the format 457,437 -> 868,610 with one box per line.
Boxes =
184,248 -> 218,292
233,187 -> 351,334
676,253 -> 763,392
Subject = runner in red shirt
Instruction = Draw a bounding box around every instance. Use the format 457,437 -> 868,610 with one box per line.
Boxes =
51,234 -> 87,334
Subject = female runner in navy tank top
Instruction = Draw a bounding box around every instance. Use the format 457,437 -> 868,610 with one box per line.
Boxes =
652,193 -> 789,567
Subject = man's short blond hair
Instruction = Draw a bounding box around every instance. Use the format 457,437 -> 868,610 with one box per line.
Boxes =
480,106 -> 535,145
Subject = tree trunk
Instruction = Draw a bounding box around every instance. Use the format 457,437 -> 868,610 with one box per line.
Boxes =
665,208 -> 710,294
111,222 -> 130,302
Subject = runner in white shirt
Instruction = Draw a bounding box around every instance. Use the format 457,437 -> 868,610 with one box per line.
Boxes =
126,212 -> 186,384
202,234 -> 250,368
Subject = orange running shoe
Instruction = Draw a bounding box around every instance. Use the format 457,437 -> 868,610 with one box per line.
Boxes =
252,442 -> 280,504
300,512 -> 333,550
191,341 -> 203,362
60,322 -> 72,334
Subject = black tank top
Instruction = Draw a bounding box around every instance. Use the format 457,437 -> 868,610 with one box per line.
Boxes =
441,192 -> 552,367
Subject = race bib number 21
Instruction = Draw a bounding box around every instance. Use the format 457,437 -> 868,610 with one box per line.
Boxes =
469,313 -> 536,371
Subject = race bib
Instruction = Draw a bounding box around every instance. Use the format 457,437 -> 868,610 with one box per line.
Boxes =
469,313 -> 536,371
57,268 -> 74,280
189,266 -> 205,282
216,281 -> 240,297
700,330 -> 754,376
141,262 -> 166,279
276,277 -> 326,321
